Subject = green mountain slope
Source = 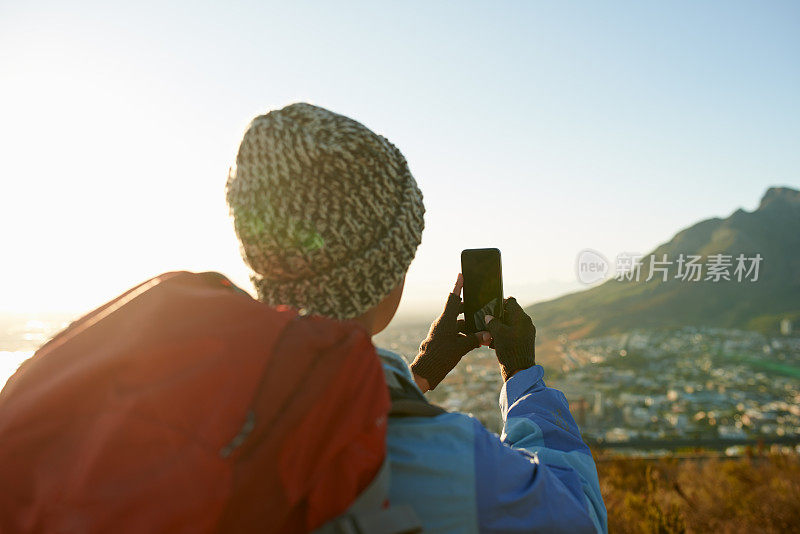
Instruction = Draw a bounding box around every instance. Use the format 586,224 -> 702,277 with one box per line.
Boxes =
527,187 -> 800,342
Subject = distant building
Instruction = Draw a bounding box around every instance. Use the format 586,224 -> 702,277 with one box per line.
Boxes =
593,391 -> 603,416
780,318 -> 792,336
605,427 -> 632,443
718,425 -> 747,440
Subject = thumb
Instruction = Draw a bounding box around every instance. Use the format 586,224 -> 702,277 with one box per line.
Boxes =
475,330 -> 492,346
442,292 -> 462,320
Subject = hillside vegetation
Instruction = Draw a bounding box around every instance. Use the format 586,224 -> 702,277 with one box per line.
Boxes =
597,452 -> 800,533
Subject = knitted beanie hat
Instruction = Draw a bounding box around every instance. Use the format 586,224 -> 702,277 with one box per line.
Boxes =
225,103 -> 425,320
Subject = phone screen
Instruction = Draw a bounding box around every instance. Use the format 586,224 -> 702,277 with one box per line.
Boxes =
461,248 -> 503,333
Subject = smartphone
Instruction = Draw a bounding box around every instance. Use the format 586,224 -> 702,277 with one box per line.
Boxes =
461,248 -> 504,333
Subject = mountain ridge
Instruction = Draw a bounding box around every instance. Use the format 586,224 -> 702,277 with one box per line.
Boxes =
526,186 -> 800,362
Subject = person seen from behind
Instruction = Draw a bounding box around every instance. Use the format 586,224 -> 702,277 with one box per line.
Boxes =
225,103 -> 608,533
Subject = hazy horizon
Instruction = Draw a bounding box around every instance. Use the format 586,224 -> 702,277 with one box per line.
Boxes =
1,1 -> 798,318
0,184 -> 793,322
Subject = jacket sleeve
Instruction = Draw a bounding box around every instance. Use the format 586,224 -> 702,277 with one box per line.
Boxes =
472,365 -> 608,533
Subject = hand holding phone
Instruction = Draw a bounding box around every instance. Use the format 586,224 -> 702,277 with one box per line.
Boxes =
461,248 -> 537,380
410,274 -> 491,390
484,298 -> 537,381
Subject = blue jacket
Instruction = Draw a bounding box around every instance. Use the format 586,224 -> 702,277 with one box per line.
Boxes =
377,347 -> 608,534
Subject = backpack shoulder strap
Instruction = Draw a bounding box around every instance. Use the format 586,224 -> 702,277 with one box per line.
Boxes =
312,458 -> 422,534
314,352 -> 443,534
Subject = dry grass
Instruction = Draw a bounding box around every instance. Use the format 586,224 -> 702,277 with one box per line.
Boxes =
596,452 -> 800,533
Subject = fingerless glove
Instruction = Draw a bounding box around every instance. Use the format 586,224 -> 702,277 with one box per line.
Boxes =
485,297 -> 536,381
411,293 -> 481,389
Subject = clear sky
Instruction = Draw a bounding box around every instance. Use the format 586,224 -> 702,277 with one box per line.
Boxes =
1,1 -> 798,319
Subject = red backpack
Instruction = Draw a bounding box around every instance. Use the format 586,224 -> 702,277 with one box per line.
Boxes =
0,271 -> 432,533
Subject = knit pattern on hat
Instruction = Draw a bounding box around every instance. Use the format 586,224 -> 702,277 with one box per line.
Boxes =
226,103 -> 425,320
